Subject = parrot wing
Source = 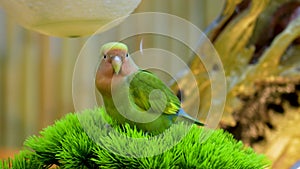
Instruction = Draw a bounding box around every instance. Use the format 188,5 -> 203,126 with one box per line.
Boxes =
128,70 -> 181,115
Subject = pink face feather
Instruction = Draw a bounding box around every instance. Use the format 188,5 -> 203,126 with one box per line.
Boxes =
95,42 -> 138,96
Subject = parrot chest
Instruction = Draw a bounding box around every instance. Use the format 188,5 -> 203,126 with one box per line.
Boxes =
100,71 -> 181,132
103,96 -> 176,133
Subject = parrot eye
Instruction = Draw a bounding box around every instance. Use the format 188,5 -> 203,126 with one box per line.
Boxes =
103,55 -> 107,59
126,53 -> 129,57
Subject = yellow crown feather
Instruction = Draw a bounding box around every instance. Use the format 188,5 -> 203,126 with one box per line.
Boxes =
101,42 -> 128,54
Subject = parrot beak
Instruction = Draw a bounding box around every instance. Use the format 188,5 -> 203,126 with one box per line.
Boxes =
111,56 -> 122,74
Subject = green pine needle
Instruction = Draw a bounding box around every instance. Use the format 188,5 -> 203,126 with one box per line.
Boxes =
1,107 -> 270,169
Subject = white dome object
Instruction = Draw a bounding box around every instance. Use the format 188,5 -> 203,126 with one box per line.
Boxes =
0,0 -> 141,37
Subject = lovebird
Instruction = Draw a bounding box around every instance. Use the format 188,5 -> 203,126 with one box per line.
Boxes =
95,42 -> 204,133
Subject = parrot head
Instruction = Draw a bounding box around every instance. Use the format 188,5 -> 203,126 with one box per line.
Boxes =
96,42 -> 138,95
100,42 -> 129,75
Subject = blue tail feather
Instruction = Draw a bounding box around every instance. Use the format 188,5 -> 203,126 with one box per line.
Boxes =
177,109 -> 205,126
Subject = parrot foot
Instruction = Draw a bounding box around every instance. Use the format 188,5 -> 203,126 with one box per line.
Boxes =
104,123 -> 112,129
104,123 -> 113,133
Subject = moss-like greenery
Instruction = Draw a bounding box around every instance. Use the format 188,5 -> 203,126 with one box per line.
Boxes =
1,108 -> 270,169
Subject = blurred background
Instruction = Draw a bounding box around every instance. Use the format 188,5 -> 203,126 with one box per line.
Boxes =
0,0 -> 223,155
2,0 -> 300,168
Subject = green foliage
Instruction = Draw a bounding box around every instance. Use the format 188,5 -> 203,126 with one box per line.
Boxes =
1,108 -> 270,169
1,150 -> 42,169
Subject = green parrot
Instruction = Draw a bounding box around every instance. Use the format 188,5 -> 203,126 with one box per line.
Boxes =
95,42 -> 204,133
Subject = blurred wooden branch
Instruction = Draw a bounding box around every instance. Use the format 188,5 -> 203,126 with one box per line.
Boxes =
174,2 -> 300,168
175,0 -> 300,124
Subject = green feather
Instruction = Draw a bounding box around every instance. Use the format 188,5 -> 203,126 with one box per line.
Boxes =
128,70 -> 180,115
103,69 -> 205,132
